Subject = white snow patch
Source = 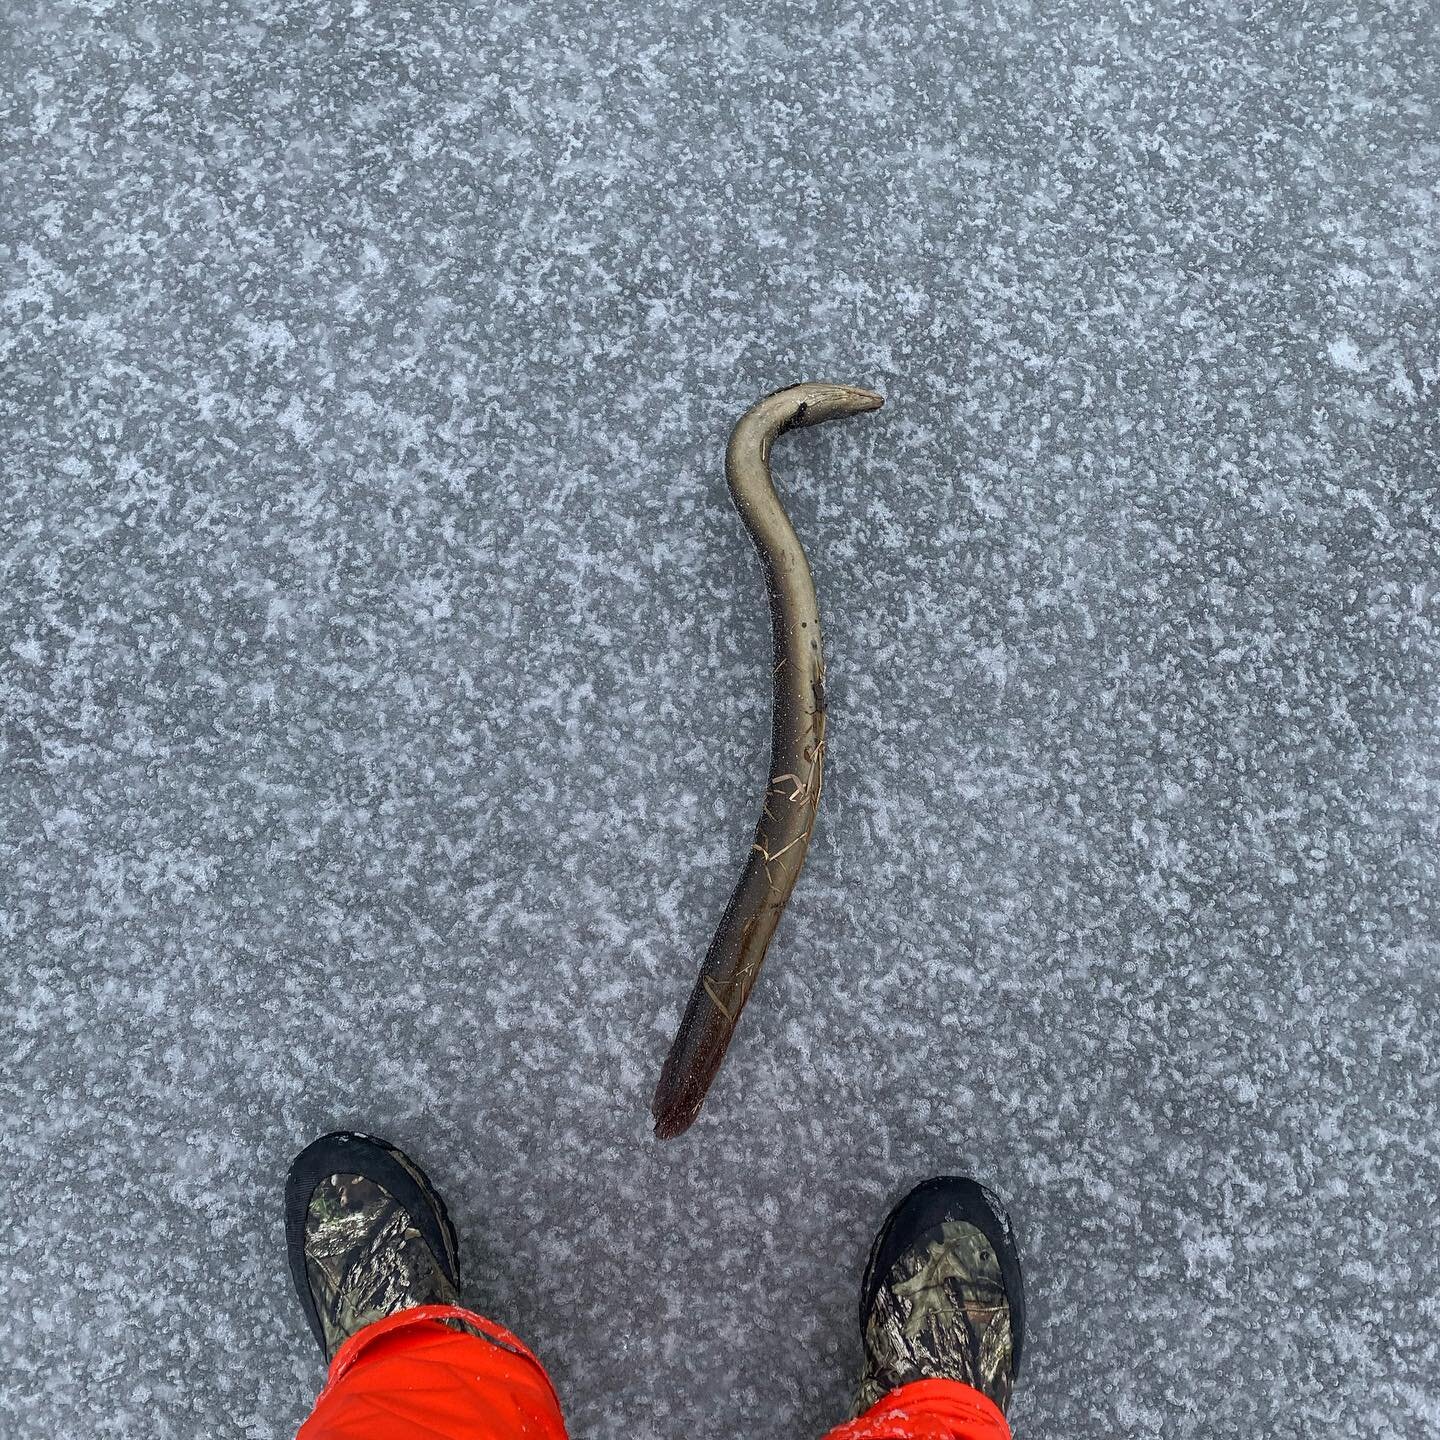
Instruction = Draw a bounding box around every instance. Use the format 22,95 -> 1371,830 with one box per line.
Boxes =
1326,334 -> 1367,372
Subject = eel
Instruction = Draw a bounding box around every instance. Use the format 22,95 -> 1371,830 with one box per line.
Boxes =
652,381 -> 884,1140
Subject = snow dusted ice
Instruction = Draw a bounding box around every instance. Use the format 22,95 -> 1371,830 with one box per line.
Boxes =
3,2 -> 1437,1437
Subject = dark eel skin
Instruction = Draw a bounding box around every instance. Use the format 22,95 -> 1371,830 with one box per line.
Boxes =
652,382 -> 884,1140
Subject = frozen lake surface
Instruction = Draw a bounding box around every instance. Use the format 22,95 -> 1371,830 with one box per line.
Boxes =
4,2 -> 1437,1436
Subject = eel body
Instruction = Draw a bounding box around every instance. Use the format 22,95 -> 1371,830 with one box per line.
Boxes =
652,382 -> 884,1140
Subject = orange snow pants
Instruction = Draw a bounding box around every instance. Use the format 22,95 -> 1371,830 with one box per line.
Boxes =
296,1304 -> 1011,1440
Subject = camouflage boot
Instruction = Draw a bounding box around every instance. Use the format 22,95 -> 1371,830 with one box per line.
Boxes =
285,1131 -> 462,1362
855,1176 -> 1026,1417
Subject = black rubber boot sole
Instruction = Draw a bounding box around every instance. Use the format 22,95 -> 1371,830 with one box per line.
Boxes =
859,1175 -> 1027,1379
284,1131 -> 462,1357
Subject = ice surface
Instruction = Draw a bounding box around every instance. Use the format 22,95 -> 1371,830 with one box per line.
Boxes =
3,2 -> 1437,1437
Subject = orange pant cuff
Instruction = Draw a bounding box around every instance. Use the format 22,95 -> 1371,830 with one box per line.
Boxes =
821,1377 -> 1013,1440
298,1304 -> 568,1440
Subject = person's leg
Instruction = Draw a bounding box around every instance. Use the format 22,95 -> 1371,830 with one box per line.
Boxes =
286,1132 -> 568,1440
821,1177 -> 1025,1440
